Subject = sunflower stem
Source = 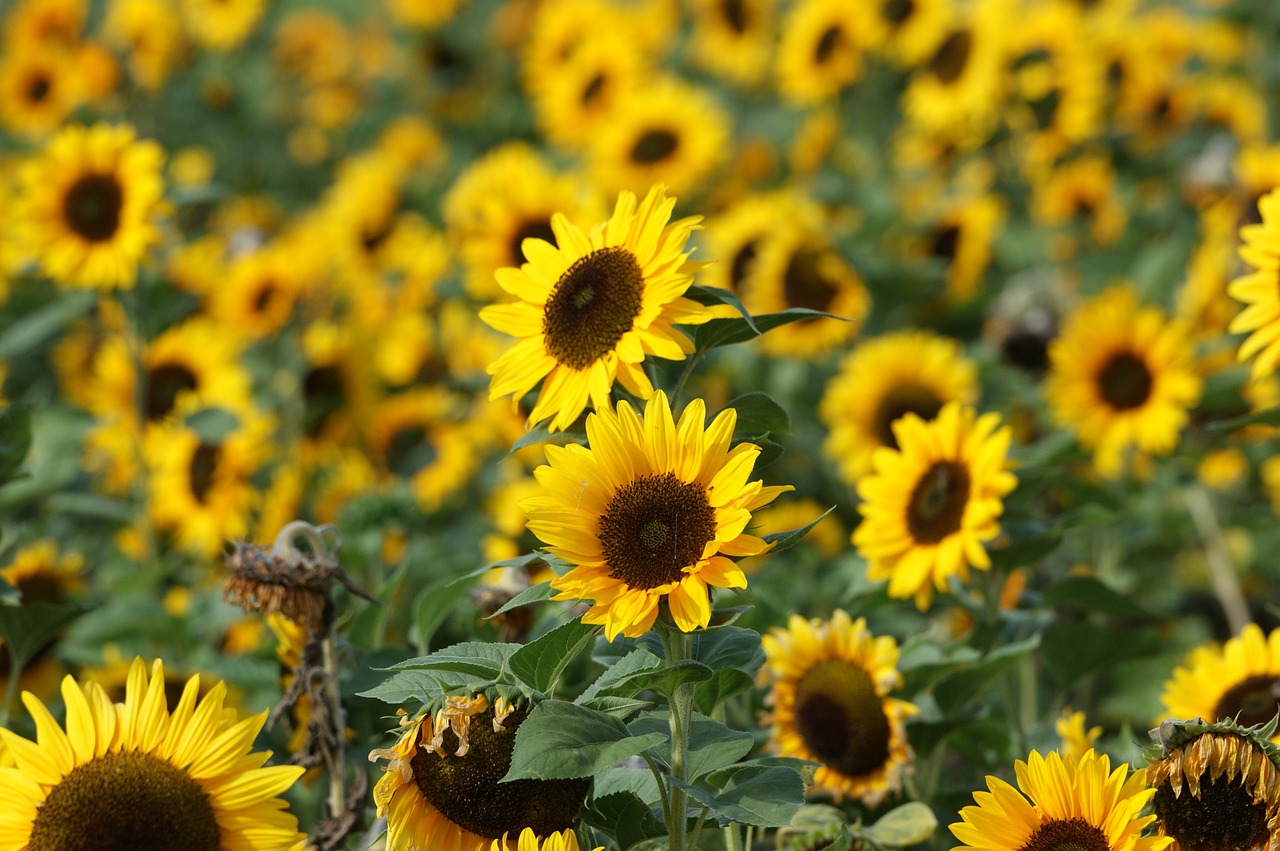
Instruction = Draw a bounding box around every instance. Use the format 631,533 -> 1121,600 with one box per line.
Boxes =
661,622 -> 695,851
0,648 -> 21,728
322,632 -> 346,824
1184,486 -> 1250,635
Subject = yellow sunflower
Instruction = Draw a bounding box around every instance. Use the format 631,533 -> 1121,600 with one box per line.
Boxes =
1229,187 -> 1280,380
699,190 -> 825,298
1044,286 -> 1202,478
776,0 -> 869,105
492,827 -> 602,851
686,0 -> 775,86
528,27 -> 649,151
0,657 -> 305,850
820,329 -> 979,485
524,391 -> 789,640
179,0 -> 264,52
758,609 -> 918,806
864,0 -> 951,69
0,46 -> 81,136
918,192 -> 1005,301
951,749 -> 1169,851
368,387 -> 480,512
210,236 -> 313,342
102,0 -> 186,91
1030,153 -> 1127,259
1056,709 -> 1103,766
480,183 -> 713,432
852,402 -> 1016,610
370,695 -> 590,851
1159,624 -> 1280,734
17,122 -> 165,290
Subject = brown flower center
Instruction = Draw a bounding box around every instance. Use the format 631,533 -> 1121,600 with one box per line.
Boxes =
814,25 -> 844,65
721,0 -> 748,33
929,30 -> 972,84
882,0 -> 915,26
783,247 -> 838,312
1096,352 -> 1152,411
599,472 -> 717,590
542,246 -> 644,371
729,240 -> 760,291
906,461 -> 971,544
303,363 -> 346,437
793,659 -> 891,780
145,363 -> 199,421
930,224 -> 960,262
189,442 -> 219,503
1214,675 -> 1280,728
630,129 -> 679,165
1016,817 -> 1110,851
1153,772 -> 1270,851
412,705 -> 589,839
872,385 -> 943,449
28,751 -> 220,851
63,173 -> 124,243
509,217 -> 557,266
27,72 -> 51,103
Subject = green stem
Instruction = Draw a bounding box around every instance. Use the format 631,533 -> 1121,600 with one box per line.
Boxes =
723,824 -> 745,851
670,347 -> 709,410
0,648 -> 22,728
661,623 -> 695,851
641,751 -> 673,831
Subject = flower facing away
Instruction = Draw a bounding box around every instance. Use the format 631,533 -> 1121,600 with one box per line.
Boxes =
0,657 -> 306,851
490,827 -> 603,851
852,402 -> 1017,610
951,749 -> 1170,851
480,184 -> 713,432
1146,718 -> 1280,851
1160,623 -> 1280,736
759,610 -> 918,807
1229,187 -> 1280,380
523,391 -> 790,640
370,695 -> 590,851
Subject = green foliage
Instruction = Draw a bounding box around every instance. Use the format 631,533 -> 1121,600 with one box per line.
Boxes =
502,700 -> 668,782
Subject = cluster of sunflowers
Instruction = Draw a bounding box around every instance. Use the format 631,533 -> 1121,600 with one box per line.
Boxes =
3,0 -> 1280,848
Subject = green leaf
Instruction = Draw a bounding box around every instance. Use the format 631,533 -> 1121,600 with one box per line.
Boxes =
684,713 -> 755,781
987,529 -> 1063,571
670,765 -> 805,828
0,602 -> 90,667
576,695 -> 654,717
489,580 -> 555,618
626,660 -> 714,694
865,802 -> 938,847
685,284 -> 757,329
408,573 -> 482,654
183,407 -> 240,443
1039,576 -> 1149,619
509,617 -> 598,694
583,792 -> 665,850
506,421 -> 585,458
1207,405 -> 1280,433
692,308 -> 847,350
763,507 -> 836,555
0,404 -> 32,486
726,392 -> 790,439
0,292 -> 93,359
1042,623 -> 1160,687
502,701 -> 668,781
695,670 -> 757,715
933,636 -> 1039,713
594,765 -> 662,802
690,626 -> 765,674
577,647 -> 664,704
360,643 -> 519,706
704,756 -> 817,788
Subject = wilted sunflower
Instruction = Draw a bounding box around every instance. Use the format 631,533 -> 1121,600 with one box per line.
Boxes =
852,402 -> 1016,610
0,657 -> 306,850
820,330 -> 980,485
481,184 -> 713,432
1229,187 -> 1280,380
17,121 -> 164,289
492,827 -> 602,851
951,749 -> 1169,851
1146,717 -> 1280,851
760,610 -> 917,806
1045,286 -> 1201,478
524,391 -> 789,640
1160,624 -> 1280,734
370,695 -> 590,851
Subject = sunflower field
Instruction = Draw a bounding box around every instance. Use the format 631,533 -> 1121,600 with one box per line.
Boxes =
4,0 -> 1280,848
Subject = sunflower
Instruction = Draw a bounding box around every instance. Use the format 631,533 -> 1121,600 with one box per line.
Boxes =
492,827 -> 602,851
586,78 -> 730,197
820,330 -> 979,485
759,610 -> 918,806
951,749 -> 1169,851
1147,718 -> 1280,851
776,0 -> 869,105
524,391 -> 788,639
368,387 -> 480,512
0,657 -> 305,850
3,0 -> 86,49
528,28 -> 649,151
0,540 -> 87,700
209,237 -> 313,342
179,0 -> 265,52
917,192 -> 1005,301
686,0 -> 775,86
699,190 -> 825,298
480,183 -> 713,432
1159,624 -> 1280,734
852,402 -> 1016,610
1030,153 -> 1127,258
370,695 -> 590,851
0,46 -> 81,136
863,0 -> 951,69
297,320 -> 379,456
1045,286 -> 1202,478
1056,709 -> 1103,765
17,122 -> 165,290
1228,188 -> 1280,380
102,0 -> 186,91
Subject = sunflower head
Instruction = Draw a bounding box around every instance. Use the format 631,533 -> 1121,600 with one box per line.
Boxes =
1160,623 -> 1280,735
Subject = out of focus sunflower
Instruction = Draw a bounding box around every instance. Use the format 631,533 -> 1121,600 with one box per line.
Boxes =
864,0 -> 951,68
210,236 -> 314,342
0,540 -> 87,699
0,658 -> 305,850
0,47 -> 80,136
481,184 -> 712,432
853,403 -> 1017,610
528,27 -> 647,151
759,610 -> 918,806
1055,709 -> 1102,765
699,190 -> 825,299
587,78 -> 730,197
102,0 -> 186,90
527,392 -> 788,639
1045,286 -> 1201,478
1031,152 -> 1127,257
274,9 -> 352,86
369,388 -> 479,512
820,330 -> 979,485
1229,188 -> 1280,380
386,0 -> 466,29
687,0 -> 774,86
3,0 -> 85,50
775,0 -> 867,105
297,320 -> 379,456
1160,624 -> 1280,733
916,191 -> 1005,301
17,122 -> 165,290
179,0 -> 264,52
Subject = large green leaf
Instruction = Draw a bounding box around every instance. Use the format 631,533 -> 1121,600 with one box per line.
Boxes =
0,404 -> 32,487
582,792 -> 665,851
407,572 -> 483,654
670,765 -> 805,828
576,647 -> 664,705
1039,576 -> 1149,619
489,580 -> 556,618
0,602 -> 90,667
0,292 -> 93,359
762,507 -> 836,555
690,626 -> 765,674
726,392 -> 790,439
634,712 -> 753,781
692,308 -> 847,350
865,802 -> 938,847
502,700 -> 668,781
509,617 -> 598,694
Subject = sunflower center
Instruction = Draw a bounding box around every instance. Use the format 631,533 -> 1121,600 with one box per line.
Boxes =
28,751 -> 220,851
930,224 -> 960,262
729,240 -> 760,291
783,248 -> 837,312
189,442 -> 220,503
630,129 -> 679,165
598,472 -> 717,591
929,30 -> 972,84
510,217 -> 557,266
906,461 -> 971,544
16,572 -> 67,605
883,0 -> 915,26
411,705 -> 590,840
793,659 -> 891,779
252,280 -> 278,312
388,426 -> 437,477
28,73 -> 51,102
872,384 -> 943,449
146,363 -> 199,420
542,246 -> 644,371
1153,771 -> 1270,851
1214,675 -> 1280,728
814,26 -> 844,65
361,217 -> 394,255
1016,817 -> 1110,851
581,73 -> 606,105
721,0 -> 748,32
1096,352 -> 1152,411
303,363 -> 346,437
64,173 -> 124,243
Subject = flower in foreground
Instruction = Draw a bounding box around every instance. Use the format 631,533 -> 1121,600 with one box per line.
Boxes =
1229,187 -> 1280,380
524,391 -> 789,640
759,610 -> 918,806
480,184 -> 713,432
0,657 -> 305,850
370,695 -> 590,851
491,827 -> 602,851
852,402 -> 1016,610
951,749 -> 1169,851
